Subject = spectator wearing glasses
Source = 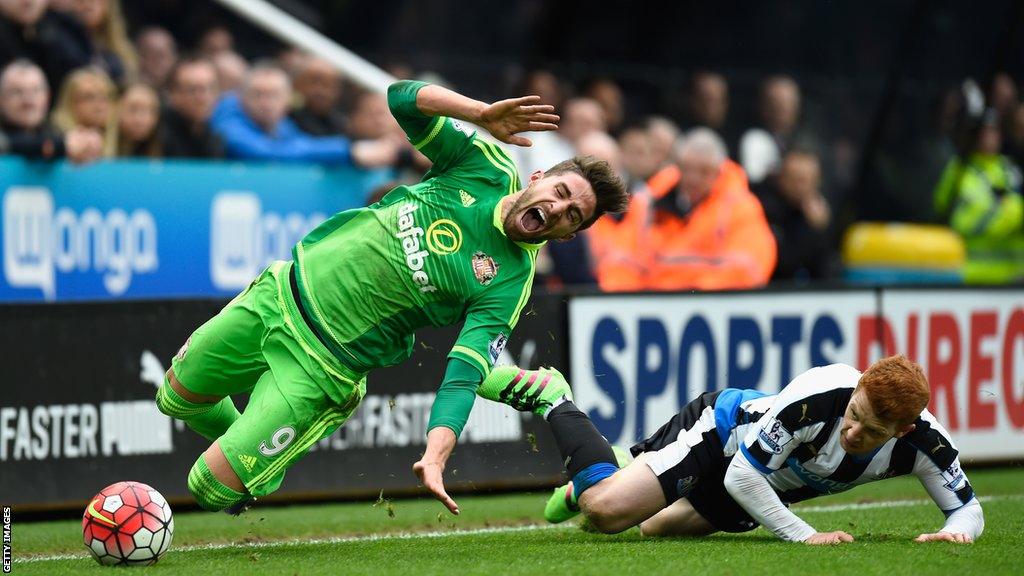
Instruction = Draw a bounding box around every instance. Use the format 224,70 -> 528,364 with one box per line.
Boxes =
0,59 -> 102,163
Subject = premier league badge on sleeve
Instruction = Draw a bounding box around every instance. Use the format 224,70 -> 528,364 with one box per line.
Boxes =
472,252 -> 499,285
488,332 -> 508,365
757,417 -> 794,454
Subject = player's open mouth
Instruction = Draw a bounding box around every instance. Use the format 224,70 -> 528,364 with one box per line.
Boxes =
520,206 -> 546,234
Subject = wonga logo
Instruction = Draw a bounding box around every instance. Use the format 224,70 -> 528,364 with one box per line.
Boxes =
3,187 -> 158,300
210,192 -> 325,289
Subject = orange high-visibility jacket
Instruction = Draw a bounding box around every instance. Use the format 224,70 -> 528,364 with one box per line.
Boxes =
589,188 -> 652,292
641,160 -> 777,290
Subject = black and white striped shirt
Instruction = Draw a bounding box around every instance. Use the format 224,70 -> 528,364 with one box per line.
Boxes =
722,364 -> 982,541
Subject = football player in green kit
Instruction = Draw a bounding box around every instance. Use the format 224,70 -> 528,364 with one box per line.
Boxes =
155,78 -> 628,515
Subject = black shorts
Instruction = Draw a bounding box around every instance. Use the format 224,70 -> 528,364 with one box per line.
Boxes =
630,391 -> 758,533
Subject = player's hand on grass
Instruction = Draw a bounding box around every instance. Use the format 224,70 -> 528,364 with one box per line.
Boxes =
804,531 -> 855,545
478,95 -> 559,147
413,459 -> 460,516
914,532 -> 973,544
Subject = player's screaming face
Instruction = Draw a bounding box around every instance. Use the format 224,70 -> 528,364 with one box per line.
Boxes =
839,389 -> 912,454
504,171 -> 597,242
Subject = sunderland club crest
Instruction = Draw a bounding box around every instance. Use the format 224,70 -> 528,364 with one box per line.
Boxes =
471,251 -> 499,285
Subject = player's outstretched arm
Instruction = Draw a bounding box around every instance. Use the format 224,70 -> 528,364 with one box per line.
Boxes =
912,495 -> 982,544
413,84 -> 559,147
911,452 -> 984,544
414,427 -> 460,515
725,454 -> 853,544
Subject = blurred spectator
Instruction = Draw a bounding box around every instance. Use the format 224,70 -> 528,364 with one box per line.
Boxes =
755,150 -> 833,281
560,97 -> 606,147
739,75 -> 803,184
992,73 -> 1022,162
0,0 -> 94,95
583,77 -> 625,134
290,56 -> 346,136
49,0 -> 75,11
618,125 -> 659,187
686,71 -> 729,132
0,59 -> 102,162
575,131 -> 651,291
645,115 -> 680,171
576,131 -> 622,176
135,27 -> 178,91
276,46 -> 307,80
1005,102 -> 1024,167
197,24 -> 233,57
211,50 -> 248,93
383,62 -> 414,82
522,69 -> 565,109
934,109 -> 1024,284
160,56 -> 223,158
991,72 -> 1018,119
346,91 -> 395,140
643,128 -> 776,290
115,82 -> 161,157
51,67 -> 117,156
68,0 -> 137,84
210,62 -> 401,167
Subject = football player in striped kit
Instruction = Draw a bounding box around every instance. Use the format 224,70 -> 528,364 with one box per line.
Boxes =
479,355 -> 983,544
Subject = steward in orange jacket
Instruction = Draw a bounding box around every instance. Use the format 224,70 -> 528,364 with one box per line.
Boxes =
589,186 -> 652,292
642,129 -> 776,290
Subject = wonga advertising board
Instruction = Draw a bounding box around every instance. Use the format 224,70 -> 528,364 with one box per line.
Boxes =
0,158 -> 384,302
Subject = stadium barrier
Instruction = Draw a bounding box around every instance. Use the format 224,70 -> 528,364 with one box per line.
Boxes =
5,284 -> 1022,511
0,294 -> 568,510
569,286 -> 1024,462
0,158 -> 384,303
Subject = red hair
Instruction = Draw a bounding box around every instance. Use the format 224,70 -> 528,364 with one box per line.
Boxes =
857,355 -> 930,426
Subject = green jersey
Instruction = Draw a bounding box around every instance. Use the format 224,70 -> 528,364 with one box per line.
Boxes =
291,80 -> 540,381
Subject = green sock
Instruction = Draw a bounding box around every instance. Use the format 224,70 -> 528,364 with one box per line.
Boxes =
156,380 -> 241,441
188,456 -> 246,511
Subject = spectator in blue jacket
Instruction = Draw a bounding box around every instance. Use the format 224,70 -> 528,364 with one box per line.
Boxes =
210,61 -> 401,167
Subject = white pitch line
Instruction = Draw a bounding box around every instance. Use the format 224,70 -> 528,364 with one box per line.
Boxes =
15,493 -> 1019,564
13,523 -> 568,564
793,493 -> 1014,513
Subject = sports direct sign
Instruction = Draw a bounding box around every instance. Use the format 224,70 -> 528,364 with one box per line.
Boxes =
569,289 -> 1024,462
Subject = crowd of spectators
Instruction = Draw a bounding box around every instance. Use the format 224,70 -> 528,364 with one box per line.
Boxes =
0,0 -> 419,172
1,0 -> 1021,289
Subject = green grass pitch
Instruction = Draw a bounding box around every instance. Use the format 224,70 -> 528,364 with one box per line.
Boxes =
11,467 -> 1024,575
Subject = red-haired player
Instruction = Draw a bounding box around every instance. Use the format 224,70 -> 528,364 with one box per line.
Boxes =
480,355 -> 983,544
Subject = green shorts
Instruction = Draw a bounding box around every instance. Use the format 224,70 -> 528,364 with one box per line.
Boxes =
171,261 -> 366,497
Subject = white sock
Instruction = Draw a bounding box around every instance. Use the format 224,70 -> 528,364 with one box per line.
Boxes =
543,395 -> 570,420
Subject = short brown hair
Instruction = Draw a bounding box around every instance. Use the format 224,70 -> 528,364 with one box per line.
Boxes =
857,355 -> 930,426
545,155 -> 628,230
168,55 -> 216,91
